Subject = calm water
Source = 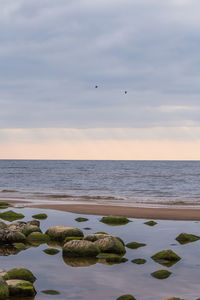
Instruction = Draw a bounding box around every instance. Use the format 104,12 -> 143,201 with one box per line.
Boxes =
1,207 -> 200,300
0,160 -> 200,207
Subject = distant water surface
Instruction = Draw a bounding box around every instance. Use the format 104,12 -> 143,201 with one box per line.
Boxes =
0,160 -> 200,207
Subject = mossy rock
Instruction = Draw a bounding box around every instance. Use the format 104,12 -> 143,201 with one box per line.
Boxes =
97,253 -> 128,264
75,217 -> 88,222
0,202 -> 11,209
43,248 -> 60,255
84,227 -> 91,230
95,232 -> 108,235
6,279 -> 36,297
0,210 -> 24,222
151,270 -> 172,279
151,249 -> 181,267
116,295 -> 136,300
46,226 -> 84,241
64,236 -> 83,243
0,278 -> 9,300
27,232 -> 50,242
41,290 -> 60,295
131,259 -> 146,265
175,233 -> 200,245
126,242 -> 146,249
63,240 -> 100,257
32,213 -> 47,220
84,234 -> 124,245
0,222 -> 7,229
100,216 -> 130,225
4,231 -> 26,244
162,298 -> 184,300
4,268 -> 36,283
22,225 -> 42,236
144,221 -> 157,226
94,236 -> 126,255
13,243 -> 27,251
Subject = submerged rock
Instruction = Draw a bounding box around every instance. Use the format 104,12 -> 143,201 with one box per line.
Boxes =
144,221 -> 157,226
97,253 -> 128,264
0,276 -> 9,300
32,213 -> 47,220
151,270 -> 172,279
151,249 -> 181,267
0,201 -> 11,209
43,248 -> 60,255
175,233 -> 200,245
4,267 -> 36,283
75,217 -> 88,222
63,240 -> 100,257
131,259 -> 146,265
0,210 -> 24,222
100,216 -> 130,225
6,279 -> 36,297
41,290 -> 60,295
126,242 -> 146,249
94,236 -> 126,255
46,226 -> 84,241
116,295 -> 136,300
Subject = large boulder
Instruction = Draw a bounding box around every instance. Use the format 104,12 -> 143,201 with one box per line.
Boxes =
0,276 -> 9,300
3,268 -> 36,283
46,226 -> 84,241
63,240 -> 100,257
94,236 -> 126,255
6,279 -> 36,297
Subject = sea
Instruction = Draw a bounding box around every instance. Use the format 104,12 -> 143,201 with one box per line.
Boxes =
0,160 -> 200,208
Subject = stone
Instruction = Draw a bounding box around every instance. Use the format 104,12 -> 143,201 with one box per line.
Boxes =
41,290 -> 60,295
27,232 -> 50,242
6,279 -> 36,297
32,213 -> 47,220
162,298 -> 183,300
144,221 -> 157,226
0,210 -> 24,222
94,236 -> 126,255
0,277 -> 9,300
3,268 -> 36,283
131,259 -> 146,265
0,201 -> 11,209
175,233 -> 200,245
0,222 -> 7,230
63,240 -> 100,257
43,248 -> 60,255
0,229 -> 26,244
126,242 -> 146,249
116,295 -> 136,300
46,226 -> 84,241
75,217 -> 88,222
97,253 -> 128,264
64,237 -> 83,243
22,225 -> 42,236
151,250 -> 181,267
151,270 -> 172,279
100,215 -> 130,225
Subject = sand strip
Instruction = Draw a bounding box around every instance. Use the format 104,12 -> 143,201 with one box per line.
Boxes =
29,203 -> 200,221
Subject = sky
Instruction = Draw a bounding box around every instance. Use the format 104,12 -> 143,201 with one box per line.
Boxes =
0,0 -> 200,159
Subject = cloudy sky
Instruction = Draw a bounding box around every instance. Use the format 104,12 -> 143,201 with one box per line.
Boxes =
0,0 -> 200,159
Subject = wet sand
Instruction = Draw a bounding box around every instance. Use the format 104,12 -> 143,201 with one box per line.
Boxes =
29,203 -> 200,221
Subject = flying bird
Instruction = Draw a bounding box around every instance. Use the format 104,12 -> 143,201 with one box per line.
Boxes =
124,91 -> 127,94
95,85 -> 98,88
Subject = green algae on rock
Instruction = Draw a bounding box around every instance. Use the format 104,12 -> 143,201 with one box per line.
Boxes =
32,213 -> 48,220
43,248 -> 60,255
0,230 -> 26,244
144,220 -> 157,226
94,236 -> 126,255
0,277 -> 9,300
27,232 -> 50,242
3,268 -> 36,283
116,295 -> 136,300
64,236 -> 83,243
151,249 -> 181,267
46,226 -> 84,241
83,227 -> 91,230
13,243 -> 27,251
151,270 -> 172,279
0,210 -> 24,222
0,202 -> 11,209
97,253 -> 128,264
63,240 -> 100,257
131,259 -> 146,265
22,225 -> 42,236
75,217 -> 88,222
100,215 -> 130,225
126,242 -> 146,249
175,232 -> 200,245
6,279 -> 36,297
41,289 -> 60,295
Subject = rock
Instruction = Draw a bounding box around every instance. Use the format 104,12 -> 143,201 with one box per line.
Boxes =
144,221 -> 157,226
0,229 -> 26,244
63,240 -> 100,257
0,245 -> 20,256
64,237 -> 83,243
27,220 -> 40,227
151,270 -> 172,279
175,233 -> 200,245
162,298 -> 183,300
41,290 -> 60,295
0,276 -> 9,300
131,259 -> 146,265
13,243 -> 27,251
0,201 -> 11,209
27,232 -> 50,242
75,217 -> 88,222
6,279 -> 36,297
0,210 -> 24,222
100,216 -> 130,225
4,267 -> 36,283
0,222 -> 7,230
94,236 -> 126,255
43,248 -> 60,255
116,295 -> 136,300
97,253 -> 128,264
0,271 -> 6,278
126,242 -> 146,249
46,226 -> 84,241
84,227 -> 91,230
151,249 -> 181,267
22,225 -> 42,236
32,213 -> 47,220
84,233 -> 110,242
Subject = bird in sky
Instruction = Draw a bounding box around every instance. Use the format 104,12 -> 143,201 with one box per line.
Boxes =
95,85 -> 98,88
125,91 -> 127,94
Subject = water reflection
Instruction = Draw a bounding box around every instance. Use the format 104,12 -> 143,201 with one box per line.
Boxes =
62,256 -> 98,267
0,244 -> 20,256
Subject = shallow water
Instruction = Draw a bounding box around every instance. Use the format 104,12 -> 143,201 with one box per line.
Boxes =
1,160 -> 200,207
0,207 -> 200,300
